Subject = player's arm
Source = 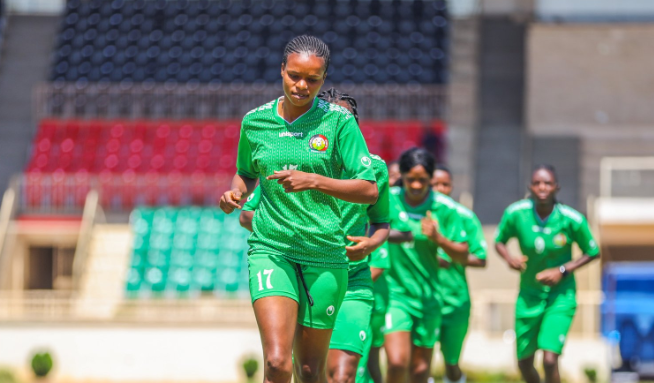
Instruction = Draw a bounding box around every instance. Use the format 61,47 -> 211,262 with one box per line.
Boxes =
536,216 -> 600,286
240,210 -> 254,232
346,222 -> 390,262
422,211 -> 469,264
466,255 -> 487,268
221,126 -> 258,214
494,208 -> 526,271
464,214 -> 487,268
370,267 -> 384,282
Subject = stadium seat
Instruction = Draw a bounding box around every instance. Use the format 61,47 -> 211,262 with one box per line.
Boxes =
50,0 -> 449,84
125,206 -> 250,298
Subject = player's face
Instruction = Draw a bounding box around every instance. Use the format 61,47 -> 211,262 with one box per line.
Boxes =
530,169 -> 558,205
402,165 -> 431,203
281,53 -> 326,109
388,163 -> 401,187
431,170 -> 452,196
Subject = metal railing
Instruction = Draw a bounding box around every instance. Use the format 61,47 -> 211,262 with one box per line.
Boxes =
18,172 -> 233,215
0,288 -> 601,335
34,82 -> 448,121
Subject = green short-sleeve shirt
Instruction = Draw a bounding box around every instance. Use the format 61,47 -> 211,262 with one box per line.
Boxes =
236,97 -> 376,268
495,199 -> 599,299
387,187 -> 466,315
437,203 -> 487,313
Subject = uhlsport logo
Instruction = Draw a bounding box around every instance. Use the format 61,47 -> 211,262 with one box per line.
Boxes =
309,134 -> 328,152
359,331 -> 367,341
326,305 -> 335,316
280,132 -> 303,138
361,156 -> 372,167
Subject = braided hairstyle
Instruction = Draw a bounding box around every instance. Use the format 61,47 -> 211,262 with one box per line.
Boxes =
283,35 -> 331,73
317,88 -> 359,124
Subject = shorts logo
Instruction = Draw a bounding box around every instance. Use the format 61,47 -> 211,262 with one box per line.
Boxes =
309,134 -> 328,152
359,331 -> 366,341
553,233 -> 567,247
326,305 -> 335,316
380,248 -> 388,259
247,194 -> 254,202
361,156 -> 372,167
559,334 -> 566,344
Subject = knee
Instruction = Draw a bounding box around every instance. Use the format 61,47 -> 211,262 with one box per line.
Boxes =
265,354 -> 293,382
329,368 -> 356,383
295,363 -> 323,383
542,353 -> 559,371
411,361 -> 431,380
387,355 -> 410,372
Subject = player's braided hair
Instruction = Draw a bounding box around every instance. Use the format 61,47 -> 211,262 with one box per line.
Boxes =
533,164 -> 558,183
283,35 -> 330,73
317,88 -> 359,124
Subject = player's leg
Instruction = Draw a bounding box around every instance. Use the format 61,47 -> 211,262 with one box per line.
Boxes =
294,264 -> 349,383
249,253 -> 301,383
410,346 -> 434,383
542,351 -> 560,383
517,355 -> 540,383
384,303 -> 414,383
515,294 -> 544,383
410,308 -> 440,383
326,289 -> 374,383
538,291 -> 576,383
366,287 -> 388,383
440,306 -> 471,383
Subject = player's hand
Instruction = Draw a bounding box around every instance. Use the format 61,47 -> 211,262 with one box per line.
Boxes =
421,211 -> 440,242
536,268 -> 563,286
219,189 -> 242,214
267,170 -> 316,193
506,255 -> 528,272
345,236 -> 373,261
438,256 -> 451,269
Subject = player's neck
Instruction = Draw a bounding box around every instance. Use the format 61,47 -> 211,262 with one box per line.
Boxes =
534,202 -> 554,220
279,97 -> 313,124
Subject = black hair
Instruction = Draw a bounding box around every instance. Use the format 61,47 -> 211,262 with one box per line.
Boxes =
435,164 -> 452,178
398,147 -> 436,176
532,164 -> 558,183
317,87 -> 359,124
282,35 -> 330,73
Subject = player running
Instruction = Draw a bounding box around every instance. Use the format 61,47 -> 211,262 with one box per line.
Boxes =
219,36 -> 378,383
241,88 -> 390,383
385,148 -> 469,383
431,164 -> 487,383
494,164 -> 600,383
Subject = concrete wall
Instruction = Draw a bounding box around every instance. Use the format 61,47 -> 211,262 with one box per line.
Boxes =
527,23 -> 654,204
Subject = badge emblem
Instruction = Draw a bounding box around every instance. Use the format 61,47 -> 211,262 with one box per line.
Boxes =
326,305 -> 335,316
309,134 -> 328,152
553,233 -> 567,247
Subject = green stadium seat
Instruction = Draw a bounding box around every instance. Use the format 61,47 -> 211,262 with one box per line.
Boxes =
126,206 -> 250,297
145,266 -> 168,292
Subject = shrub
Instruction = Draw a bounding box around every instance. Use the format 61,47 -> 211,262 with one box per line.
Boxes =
30,352 -> 53,378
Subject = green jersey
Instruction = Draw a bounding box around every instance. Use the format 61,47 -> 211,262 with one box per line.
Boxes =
236,97 -> 376,268
243,155 -> 390,287
341,154 -> 390,289
387,187 -> 466,315
437,203 -> 487,314
495,199 -> 599,299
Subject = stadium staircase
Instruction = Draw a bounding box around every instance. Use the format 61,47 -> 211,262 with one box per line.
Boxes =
75,224 -> 132,319
0,16 -> 59,193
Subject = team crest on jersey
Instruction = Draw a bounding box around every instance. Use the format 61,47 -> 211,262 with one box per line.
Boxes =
553,233 -> 567,247
309,134 -> 328,152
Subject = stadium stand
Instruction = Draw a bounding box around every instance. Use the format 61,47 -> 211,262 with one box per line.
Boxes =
126,206 -> 249,298
51,0 -> 448,84
20,119 -> 445,212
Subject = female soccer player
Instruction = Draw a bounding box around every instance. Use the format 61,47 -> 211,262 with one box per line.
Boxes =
431,165 -> 487,383
495,164 -> 600,383
240,88 -> 391,383
388,161 -> 401,187
384,148 -> 469,383
219,36 -> 378,383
